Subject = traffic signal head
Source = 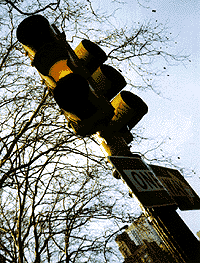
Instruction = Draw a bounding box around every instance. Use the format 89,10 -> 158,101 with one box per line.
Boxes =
17,15 -> 148,140
16,15 -> 115,136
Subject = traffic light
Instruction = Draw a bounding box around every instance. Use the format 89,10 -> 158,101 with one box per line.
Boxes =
17,15 -> 148,142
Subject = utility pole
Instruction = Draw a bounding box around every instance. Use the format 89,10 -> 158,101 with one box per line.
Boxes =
17,15 -> 200,263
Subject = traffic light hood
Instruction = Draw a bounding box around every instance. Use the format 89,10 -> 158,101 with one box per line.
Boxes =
16,15 -> 56,52
53,73 -> 98,120
74,39 -> 107,74
91,65 -> 127,101
33,42 -> 69,76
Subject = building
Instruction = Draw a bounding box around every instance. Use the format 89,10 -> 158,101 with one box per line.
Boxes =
115,215 -> 177,263
126,215 -> 163,247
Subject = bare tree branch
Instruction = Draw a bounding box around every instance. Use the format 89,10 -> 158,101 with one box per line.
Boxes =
2,0 -> 61,15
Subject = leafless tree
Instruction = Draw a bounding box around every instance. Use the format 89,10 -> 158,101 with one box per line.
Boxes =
0,161 -> 137,262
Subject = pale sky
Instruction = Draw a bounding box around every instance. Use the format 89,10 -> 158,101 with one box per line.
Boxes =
92,0 -> 200,238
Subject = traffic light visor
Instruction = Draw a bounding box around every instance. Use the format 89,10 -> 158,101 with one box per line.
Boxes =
16,15 -> 55,52
33,42 -> 69,76
53,73 -> 98,120
110,90 -> 148,131
74,39 -> 107,74
92,65 -> 126,100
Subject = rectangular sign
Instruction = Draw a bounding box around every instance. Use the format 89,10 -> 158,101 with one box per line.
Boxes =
149,165 -> 200,210
108,156 -> 177,208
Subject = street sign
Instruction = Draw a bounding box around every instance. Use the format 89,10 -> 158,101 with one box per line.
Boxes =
108,156 -> 177,208
149,165 -> 200,210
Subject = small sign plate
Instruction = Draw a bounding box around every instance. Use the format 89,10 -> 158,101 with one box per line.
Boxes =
108,156 -> 177,208
150,165 -> 200,210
